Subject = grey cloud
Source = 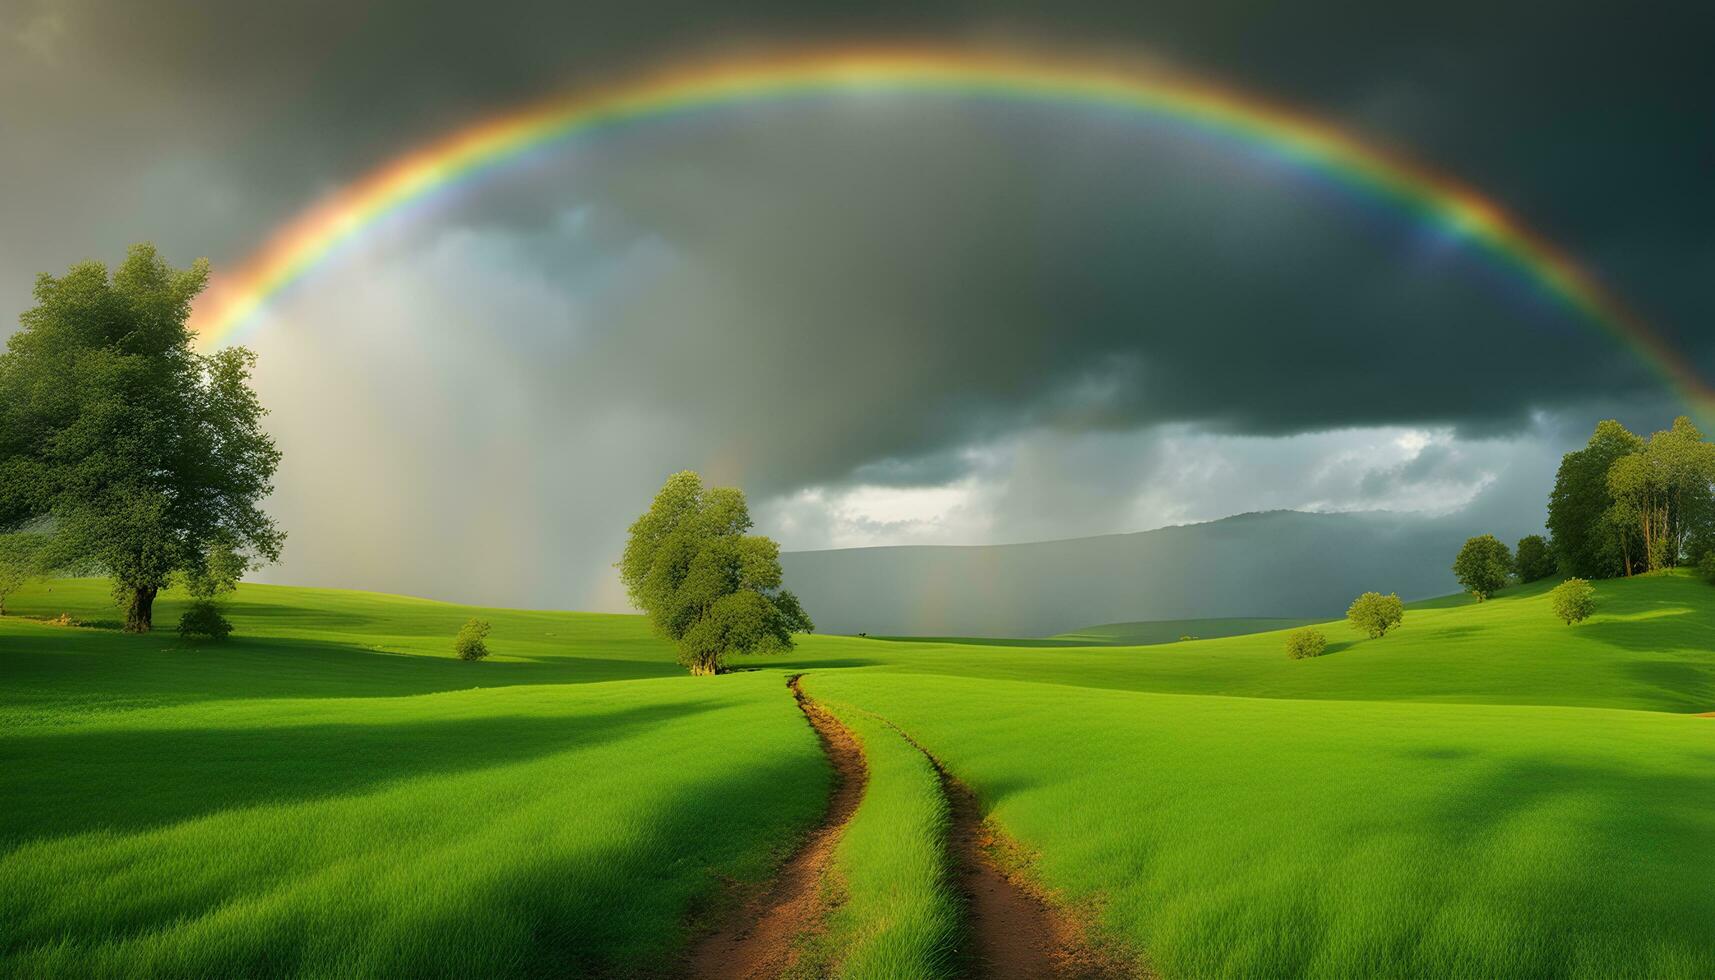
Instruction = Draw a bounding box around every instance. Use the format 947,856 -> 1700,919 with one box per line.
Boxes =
4,0 -> 1710,609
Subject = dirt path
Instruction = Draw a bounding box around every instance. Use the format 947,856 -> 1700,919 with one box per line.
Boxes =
931,755 -> 1139,979
688,675 -> 868,979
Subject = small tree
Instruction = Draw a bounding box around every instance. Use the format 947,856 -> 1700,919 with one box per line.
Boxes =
1285,627 -> 1327,659
0,532 -> 47,616
1453,534 -> 1513,601
455,618 -> 491,661
1513,535 -> 1556,583
1549,578 -> 1596,625
619,471 -> 813,675
1347,592 -> 1404,639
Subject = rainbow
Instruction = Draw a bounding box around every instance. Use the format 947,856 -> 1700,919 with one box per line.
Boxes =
190,47 -> 1712,418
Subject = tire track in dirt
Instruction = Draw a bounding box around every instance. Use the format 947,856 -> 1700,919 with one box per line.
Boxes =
882,721 -> 1142,979
688,675 -> 867,979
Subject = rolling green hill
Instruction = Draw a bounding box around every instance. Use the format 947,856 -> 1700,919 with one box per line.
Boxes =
780,509 -> 1534,636
3,571 -> 1711,976
1051,616 -> 1316,645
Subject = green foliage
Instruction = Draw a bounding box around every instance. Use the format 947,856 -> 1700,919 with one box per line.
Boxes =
1513,534 -> 1556,583
1284,627 -> 1327,659
0,245 -> 283,632
1549,578 -> 1596,625
618,471 -> 813,675
184,533 -> 248,600
454,618 -> 492,661
0,532 -> 48,615
1605,417 -> 1715,575
1453,534 -> 1513,601
1699,552 -> 1715,585
1546,420 -> 1643,578
1346,591 -> 1404,639
1547,418 -> 1715,580
176,600 -> 233,641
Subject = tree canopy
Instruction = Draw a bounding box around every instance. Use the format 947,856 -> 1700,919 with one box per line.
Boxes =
0,532 -> 48,616
1346,591 -> 1403,639
1546,418 -> 1715,578
1453,534 -> 1512,601
1513,535 -> 1555,583
0,245 -> 283,631
1546,420 -> 1643,579
618,471 -> 813,675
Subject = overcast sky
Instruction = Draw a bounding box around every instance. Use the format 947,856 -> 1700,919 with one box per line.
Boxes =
3,0 -> 1710,608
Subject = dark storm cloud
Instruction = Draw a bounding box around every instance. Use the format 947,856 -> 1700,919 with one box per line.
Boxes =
5,0 -> 1708,414
458,97 -> 1687,497
3,0 -> 1711,606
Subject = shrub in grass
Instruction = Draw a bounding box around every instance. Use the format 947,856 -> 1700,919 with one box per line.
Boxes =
1347,592 -> 1404,639
1285,627 -> 1328,659
177,601 -> 233,641
1550,578 -> 1596,625
455,618 -> 492,661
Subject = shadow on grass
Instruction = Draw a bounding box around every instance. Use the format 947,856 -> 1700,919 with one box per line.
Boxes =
740,656 -> 882,673
1419,752 -> 1715,966
0,701 -> 718,846
0,624 -> 682,711
1,754 -> 829,977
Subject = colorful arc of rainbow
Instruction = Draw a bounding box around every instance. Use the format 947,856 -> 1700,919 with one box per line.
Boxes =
190,48 -> 1713,420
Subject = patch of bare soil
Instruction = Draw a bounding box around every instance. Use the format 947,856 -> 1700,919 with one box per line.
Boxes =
687,675 -> 868,979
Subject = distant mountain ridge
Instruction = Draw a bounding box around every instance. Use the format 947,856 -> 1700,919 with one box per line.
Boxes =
780,510 -> 1492,637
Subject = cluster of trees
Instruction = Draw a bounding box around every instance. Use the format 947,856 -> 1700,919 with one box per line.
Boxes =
620,471 -> 813,675
1451,533 -> 1561,602
0,245 -> 282,634
1547,418 -> 1715,578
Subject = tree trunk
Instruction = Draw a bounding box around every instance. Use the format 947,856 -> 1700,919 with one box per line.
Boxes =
123,586 -> 157,633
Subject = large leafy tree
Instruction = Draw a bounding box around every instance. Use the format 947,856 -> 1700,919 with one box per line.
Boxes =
1452,534 -> 1512,601
1546,420 -> 1643,578
619,471 -> 812,675
0,245 -> 283,631
1607,417 -> 1715,574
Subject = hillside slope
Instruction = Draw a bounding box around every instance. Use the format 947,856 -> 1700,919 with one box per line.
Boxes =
781,509 -> 1529,636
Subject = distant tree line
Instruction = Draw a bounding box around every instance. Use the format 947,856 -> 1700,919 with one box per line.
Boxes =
1447,417 -> 1715,605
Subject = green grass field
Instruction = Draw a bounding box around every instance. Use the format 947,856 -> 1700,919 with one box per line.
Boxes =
4,572 -> 1712,976
1051,616 -> 1317,645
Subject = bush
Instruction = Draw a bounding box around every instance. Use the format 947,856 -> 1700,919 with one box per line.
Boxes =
1514,534 -> 1557,583
455,618 -> 492,661
1285,627 -> 1327,659
1453,534 -> 1512,601
1549,578 -> 1596,625
1347,591 -> 1404,639
1699,552 -> 1715,585
177,601 -> 233,641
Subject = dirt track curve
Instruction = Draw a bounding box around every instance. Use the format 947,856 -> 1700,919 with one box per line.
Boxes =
688,676 -> 867,978
690,675 -> 1138,979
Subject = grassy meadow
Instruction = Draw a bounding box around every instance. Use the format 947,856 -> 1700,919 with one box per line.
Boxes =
3,571 -> 1712,976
